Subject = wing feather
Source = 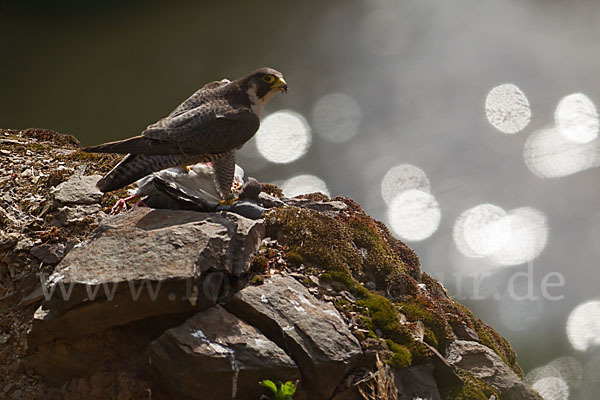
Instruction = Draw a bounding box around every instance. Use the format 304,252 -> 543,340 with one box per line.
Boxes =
83,108 -> 259,156
142,108 -> 259,154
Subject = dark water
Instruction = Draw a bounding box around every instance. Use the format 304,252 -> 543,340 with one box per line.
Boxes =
3,1 -> 600,397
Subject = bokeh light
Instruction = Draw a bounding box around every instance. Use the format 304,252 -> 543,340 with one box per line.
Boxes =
380,163 -> 431,205
255,110 -> 311,164
453,204 -> 548,266
485,83 -> 531,134
453,204 -> 510,258
281,174 -> 330,198
526,357 -> 583,391
488,207 -> 548,266
566,299 -> 600,352
387,189 -> 441,242
531,377 -> 569,400
523,126 -> 600,178
312,93 -> 361,143
555,93 -> 599,143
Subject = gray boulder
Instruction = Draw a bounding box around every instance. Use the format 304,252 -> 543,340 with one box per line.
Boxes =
395,363 -> 441,400
225,274 -> 362,399
148,305 -> 299,400
27,207 -> 265,381
52,173 -> 103,205
445,340 -> 541,400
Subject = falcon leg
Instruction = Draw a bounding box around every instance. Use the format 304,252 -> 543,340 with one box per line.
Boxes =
212,150 -> 237,205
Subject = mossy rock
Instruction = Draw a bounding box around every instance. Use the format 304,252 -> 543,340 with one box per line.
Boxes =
264,199 -> 526,379
440,369 -> 501,400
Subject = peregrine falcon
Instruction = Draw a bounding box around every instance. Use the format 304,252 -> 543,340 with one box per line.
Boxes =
83,67 -> 287,201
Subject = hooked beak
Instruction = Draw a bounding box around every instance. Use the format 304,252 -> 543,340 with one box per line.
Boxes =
271,77 -> 288,94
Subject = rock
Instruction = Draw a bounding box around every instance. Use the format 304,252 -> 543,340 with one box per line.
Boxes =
52,174 -> 103,205
257,192 -> 348,217
258,192 -> 285,208
49,204 -> 102,228
50,148 -> 76,157
0,138 -> 25,145
59,370 -> 150,400
3,127 -> 541,400
225,274 -> 362,399
283,198 -> 347,216
453,322 -> 480,342
421,342 -> 463,390
394,363 -> 442,400
219,200 -> 267,220
148,305 -> 299,400
27,207 -> 265,379
445,340 -> 541,400
26,312 -> 189,385
30,243 -> 66,265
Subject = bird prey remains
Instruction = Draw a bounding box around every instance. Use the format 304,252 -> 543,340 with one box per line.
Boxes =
111,163 -> 245,214
83,67 -> 287,201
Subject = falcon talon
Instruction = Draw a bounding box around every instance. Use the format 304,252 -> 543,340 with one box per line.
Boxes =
219,197 -> 240,206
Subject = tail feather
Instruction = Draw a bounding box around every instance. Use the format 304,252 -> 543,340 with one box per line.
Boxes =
83,136 -> 179,155
97,154 -> 194,192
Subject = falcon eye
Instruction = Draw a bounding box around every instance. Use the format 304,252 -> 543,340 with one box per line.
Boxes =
262,75 -> 276,84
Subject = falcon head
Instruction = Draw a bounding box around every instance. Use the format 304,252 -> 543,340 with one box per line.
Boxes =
243,67 -> 287,114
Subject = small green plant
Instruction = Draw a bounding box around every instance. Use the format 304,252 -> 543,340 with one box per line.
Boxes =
259,380 -> 296,400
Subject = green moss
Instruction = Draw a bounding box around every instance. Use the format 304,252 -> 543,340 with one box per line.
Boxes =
250,254 -> 269,275
356,293 -> 434,365
398,300 -> 452,352
386,340 -> 412,369
286,250 -> 305,265
350,220 -> 403,286
261,183 -> 284,198
320,270 -> 355,291
423,328 -> 439,348
266,207 -> 361,278
296,192 -> 330,202
358,294 -> 408,343
67,151 -> 102,161
407,341 -> 432,364
249,275 -> 264,286
477,324 -> 522,378
334,298 -> 350,309
266,207 -> 411,292
25,142 -> 48,152
440,369 -> 501,400
66,151 -> 122,175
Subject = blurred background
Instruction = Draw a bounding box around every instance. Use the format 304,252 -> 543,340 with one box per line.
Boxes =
2,0 -> 600,398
